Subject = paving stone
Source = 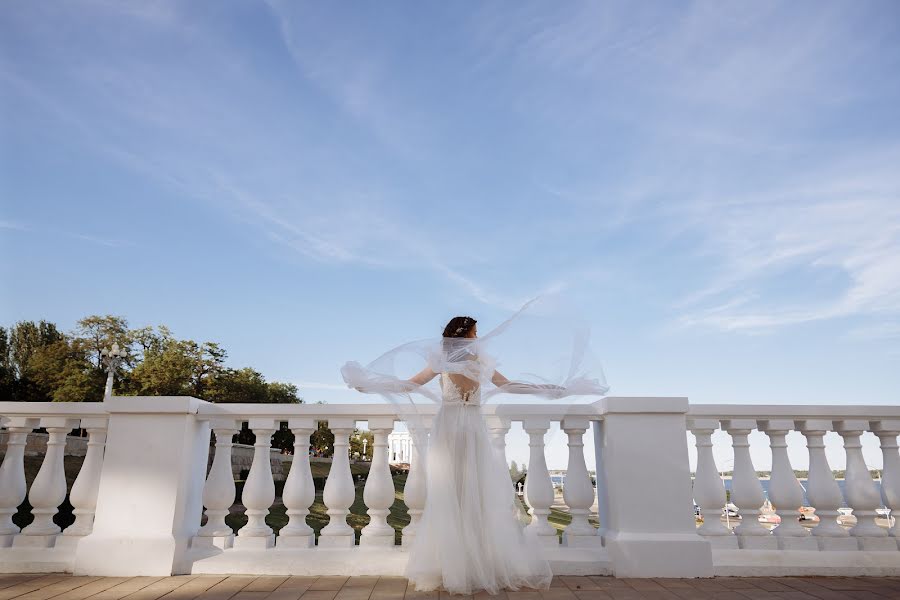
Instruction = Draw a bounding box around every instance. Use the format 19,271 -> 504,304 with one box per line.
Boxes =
241,581 -> 288,594
9,577 -> 102,600
560,579 -> 601,592
298,592 -> 338,600
572,592 -> 613,600
308,580 -> 348,593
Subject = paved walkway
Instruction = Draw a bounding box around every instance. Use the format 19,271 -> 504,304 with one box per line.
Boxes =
1,575 -> 900,600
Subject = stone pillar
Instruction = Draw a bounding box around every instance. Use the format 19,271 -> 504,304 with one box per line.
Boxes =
599,397 -> 712,578
75,396 -> 211,576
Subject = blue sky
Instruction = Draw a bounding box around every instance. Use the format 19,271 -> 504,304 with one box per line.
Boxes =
2,0 -> 900,429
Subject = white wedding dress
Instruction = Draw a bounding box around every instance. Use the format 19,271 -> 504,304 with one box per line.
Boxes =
404,374 -> 553,595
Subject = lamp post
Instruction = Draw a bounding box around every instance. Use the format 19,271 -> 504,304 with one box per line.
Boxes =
362,438 -> 368,460
101,343 -> 127,401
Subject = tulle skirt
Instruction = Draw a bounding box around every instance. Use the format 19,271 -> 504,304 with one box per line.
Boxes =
404,403 -> 554,595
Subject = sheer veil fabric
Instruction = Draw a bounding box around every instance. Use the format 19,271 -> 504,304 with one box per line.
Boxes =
340,296 -> 609,594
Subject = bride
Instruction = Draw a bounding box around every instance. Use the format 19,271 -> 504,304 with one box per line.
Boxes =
341,300 -> 608,595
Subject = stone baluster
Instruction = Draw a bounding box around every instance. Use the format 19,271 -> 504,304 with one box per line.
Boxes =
561,417 -> 601,547
486,415 -> 511,464
319,418 -> 356,547
361,418 -> 396,546
194,419 -> 238,549
523,416 -> 557,546
58,418 -> 108,547
759,420 -> 816,550
402,419 -> 429,548
234,419 -> 276,549
797,420 -> 855,550
0,417 -> 37,547
835,420 -> 894,550
721,419 -> 775,549
277,418 -> 316,548
591,420 -> 609,542
688,419 -> 736,547
871,420 -> 900,545
17,417 -> 78,548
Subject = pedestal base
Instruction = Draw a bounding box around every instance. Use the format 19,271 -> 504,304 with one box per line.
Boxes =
359,534 -> 395,547
53,535 -> 85,551
817,536 -> 858,551
276,535 -> 314,549
857,537 -> 897,551
776,536 -> 818,551
562,533 -> 604,548
192,535 -> 234,550
316,534 -> 355,548
607,532 -> 714,578
12,534 -> 57,549
232,535 -> 275,550
706,534 -> 739,550
738,535 -> 778,550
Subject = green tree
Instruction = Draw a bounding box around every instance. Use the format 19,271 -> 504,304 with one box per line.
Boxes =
207,367 -> 269,403
7,320 -> 65,401
267,381 -> 301,404
0,327 -> 14,400
75,315 -> 130,369
28,338 -> 103,402
128,338 -> 196,395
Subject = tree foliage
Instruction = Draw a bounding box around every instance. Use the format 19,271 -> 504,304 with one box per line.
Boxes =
0,315 -> 302,404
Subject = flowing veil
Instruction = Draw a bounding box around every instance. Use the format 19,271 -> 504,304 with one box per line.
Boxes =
340,295 -> 610,451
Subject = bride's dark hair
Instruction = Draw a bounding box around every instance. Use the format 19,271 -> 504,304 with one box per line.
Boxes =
443,316 -> 476,338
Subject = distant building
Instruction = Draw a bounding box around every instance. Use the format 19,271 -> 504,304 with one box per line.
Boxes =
388,430 -> 412,464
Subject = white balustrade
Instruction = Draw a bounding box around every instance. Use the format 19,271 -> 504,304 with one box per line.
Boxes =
318,418 -> 356,547
523,416 -> 557,547
195,419 -> 238,549
278,418 -> 316,548
872,420 -> 900,544
835,420 -> 894,550
7,399 -> 900,578
401,419 -> 428,548
60,418 -> 108,544
797,419 -> 855,550
0,418 -> 37,547
721,420 -> 775,549
16,418 -> 78,548
561,417 -> 600,546
360,417 -> 396,547
234,419 -> 276,549
688,419 -> 735,546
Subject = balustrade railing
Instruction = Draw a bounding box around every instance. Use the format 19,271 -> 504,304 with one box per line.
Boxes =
687,406 -> 900,561
3,398 -> 900,578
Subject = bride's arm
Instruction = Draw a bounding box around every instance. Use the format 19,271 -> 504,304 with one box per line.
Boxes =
408,367 -> 437,386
